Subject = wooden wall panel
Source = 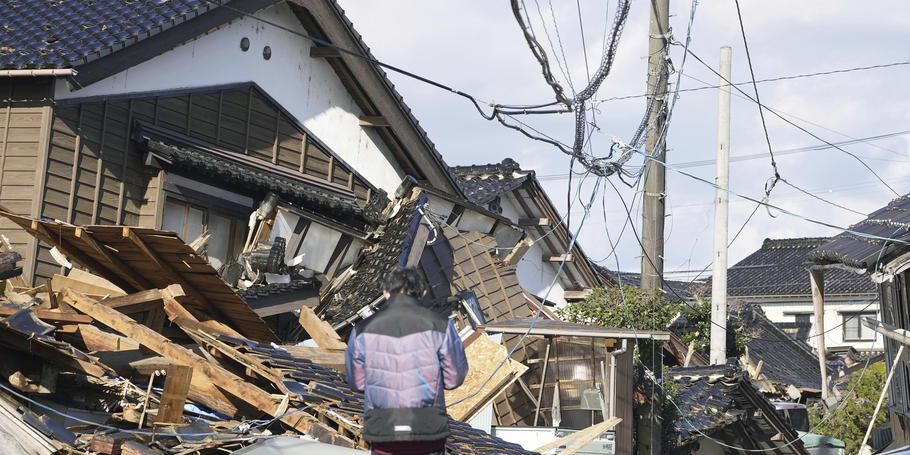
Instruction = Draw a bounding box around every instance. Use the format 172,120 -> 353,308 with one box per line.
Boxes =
16,83 -> 373,284
0,78 -> 54,283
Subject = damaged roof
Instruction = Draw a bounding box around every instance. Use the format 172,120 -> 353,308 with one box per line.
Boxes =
714,238 -> 875,297
730,301 -> 823,392
809,195 -> 910,270
320,197 -> 421,325
140,133 -> 367,225
669,361 -> 808,454
451,158 -> 531,205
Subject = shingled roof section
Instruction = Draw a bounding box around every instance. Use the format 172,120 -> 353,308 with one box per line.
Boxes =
451,158 -> 531,206
669,361 -> 808,454
809,195 -> 910,271
730,301 -> 823,393
0,0 -> 234,70
320,197 -> 421,325
713,238 -> 875,297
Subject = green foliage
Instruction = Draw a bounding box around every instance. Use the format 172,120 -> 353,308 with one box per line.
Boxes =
809,362 -> 889,454
558,285 -> 744,358
557,284 -> 680,331
683,295 -> 747,358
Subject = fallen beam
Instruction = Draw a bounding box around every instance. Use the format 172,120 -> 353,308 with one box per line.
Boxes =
63,289 -> 275,417
298,306 -> 347,350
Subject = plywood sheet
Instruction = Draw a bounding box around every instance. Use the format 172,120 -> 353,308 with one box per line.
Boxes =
446,333 -> 528,422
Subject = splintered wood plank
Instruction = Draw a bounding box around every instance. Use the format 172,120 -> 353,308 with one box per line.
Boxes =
0,307 -> 91,324
75,324 -> 139,351
62,289 -> 277,416
51,274 -> 126,298
155,365 -> 192,424
298,306 -> 346,350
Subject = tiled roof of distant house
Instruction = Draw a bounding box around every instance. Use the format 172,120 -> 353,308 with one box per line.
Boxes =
711,238 -> 875,297
599,267 -> 703,300
810,195 -> 910,270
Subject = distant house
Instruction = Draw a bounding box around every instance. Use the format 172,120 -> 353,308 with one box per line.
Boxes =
709,238 -> 881,352
808,194 -> 910,448
452,159 -> 603,307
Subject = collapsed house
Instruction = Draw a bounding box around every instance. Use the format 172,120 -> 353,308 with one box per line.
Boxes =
728,301 -> 824,401
668,362 -> 809,455
0,1 -> 703,454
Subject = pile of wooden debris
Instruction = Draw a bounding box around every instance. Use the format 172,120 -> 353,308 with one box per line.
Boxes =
0,213 -> 538,455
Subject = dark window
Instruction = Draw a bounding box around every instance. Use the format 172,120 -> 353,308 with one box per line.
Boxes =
793,314 -> 812,325
842,312 -> 877,341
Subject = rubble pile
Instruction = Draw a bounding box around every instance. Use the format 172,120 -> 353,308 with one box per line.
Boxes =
0,212 -> 538,454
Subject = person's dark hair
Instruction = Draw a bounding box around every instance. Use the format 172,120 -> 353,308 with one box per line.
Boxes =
383,267 -> 427,299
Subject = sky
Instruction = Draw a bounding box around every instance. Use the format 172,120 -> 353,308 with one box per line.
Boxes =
336,0 -> 910,278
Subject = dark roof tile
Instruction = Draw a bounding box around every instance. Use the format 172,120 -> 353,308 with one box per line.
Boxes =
0,0 -> 222,70
715,237 -> 875,297
451,158 -> 530,206
809,195 -> 910,270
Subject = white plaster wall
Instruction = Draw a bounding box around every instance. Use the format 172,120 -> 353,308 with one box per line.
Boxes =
500,196 -> 568,307
54,3 -> 406,194
752,296 -> 882,351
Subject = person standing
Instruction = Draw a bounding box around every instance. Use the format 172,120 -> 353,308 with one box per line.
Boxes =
346,268 -> 469,455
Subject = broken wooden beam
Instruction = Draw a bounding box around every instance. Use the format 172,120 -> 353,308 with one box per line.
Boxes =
62,289 -> 277,417
358,115 -> 389,127
0,307 -> 91,324
298,306 -> 347,350
519,217 -> 550,227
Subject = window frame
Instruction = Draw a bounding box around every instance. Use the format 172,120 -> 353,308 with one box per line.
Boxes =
841,311 -> 877,342
162,195 -> 246,270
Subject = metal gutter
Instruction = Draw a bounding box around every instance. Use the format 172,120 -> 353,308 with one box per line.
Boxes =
0,68 -> 76,77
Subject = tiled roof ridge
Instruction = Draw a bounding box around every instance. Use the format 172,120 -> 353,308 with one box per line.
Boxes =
762,237 -> 832,249
451,158 -> 528,177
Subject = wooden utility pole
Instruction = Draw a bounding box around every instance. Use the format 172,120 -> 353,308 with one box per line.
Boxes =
710,46 -> 732,365
639,0 -> 669,452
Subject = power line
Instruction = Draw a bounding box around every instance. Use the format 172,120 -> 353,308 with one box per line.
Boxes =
683,48 -> 901,197
597,59 -> 910,103
536,129 -> 910,181
734,0 -> 779,191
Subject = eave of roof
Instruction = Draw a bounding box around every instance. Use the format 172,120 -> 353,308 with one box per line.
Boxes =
482,318 -> 670,340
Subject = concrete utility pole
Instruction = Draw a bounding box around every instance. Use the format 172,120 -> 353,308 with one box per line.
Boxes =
710,46 -> 732,365
639,0 -> 669,453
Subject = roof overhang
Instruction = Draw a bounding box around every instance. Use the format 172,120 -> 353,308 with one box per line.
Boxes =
482,318 -> 670,341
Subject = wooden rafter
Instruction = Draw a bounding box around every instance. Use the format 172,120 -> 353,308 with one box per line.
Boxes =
74,228 -> 148,290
